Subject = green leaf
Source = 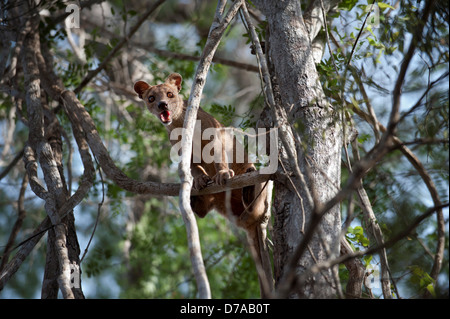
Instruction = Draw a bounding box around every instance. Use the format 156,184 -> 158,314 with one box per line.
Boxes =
353,226 -> 364,235
377,2 -> 395,10
339,0 -> 358,11
351,96 -> 359,108
363,254 -> 373,265
426,284 -> 436,297
360,236 -> 370,247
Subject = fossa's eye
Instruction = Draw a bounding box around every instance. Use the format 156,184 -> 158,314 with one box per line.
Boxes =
167,92 -> 174,98
148,96 -> 155,103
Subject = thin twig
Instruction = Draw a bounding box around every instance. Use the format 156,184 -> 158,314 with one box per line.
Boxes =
0,174 -> 28,273
346,0 -> 376,67
389,0 -> 436,135
0,148 -> 24,181
80,158 -> 104,263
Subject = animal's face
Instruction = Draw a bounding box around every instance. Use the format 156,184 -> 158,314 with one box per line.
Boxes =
134,73 -> 183,126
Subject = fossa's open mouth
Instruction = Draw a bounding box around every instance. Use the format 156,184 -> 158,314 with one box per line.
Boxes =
160,110 -> 171,124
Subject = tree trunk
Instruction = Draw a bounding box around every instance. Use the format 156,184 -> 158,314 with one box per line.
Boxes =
17,2 -> 85,298
254,0 -> 342,298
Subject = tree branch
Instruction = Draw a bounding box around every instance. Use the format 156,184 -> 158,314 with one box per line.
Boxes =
0,148 -> 24,181
296,203 -> 449,289
340,238 -> 365,298
0,117 -> 95,291
0,218 -> 52,291
241,1 -> 315,210
0,174 -> 28,273
79,17 -> 260,72
350,97 -> 446,289
178,0 -> 245,299
388,0 -> 436,135
303,0 -> 340,44
64,89 -> 275,197
22,17 -> 74,298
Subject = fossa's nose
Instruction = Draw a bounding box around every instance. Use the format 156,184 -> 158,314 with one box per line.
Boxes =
158,101 -> 168,111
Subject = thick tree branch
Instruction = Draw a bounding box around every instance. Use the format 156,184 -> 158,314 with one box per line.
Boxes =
0,117 -> 95,291
353,168 -> 395,298
178,0 -> 244,299
22,17 -> 74,298
340,238 -> 365,298
253,0 -> 344,299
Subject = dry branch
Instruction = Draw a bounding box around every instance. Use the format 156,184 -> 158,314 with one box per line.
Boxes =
178,0 -> 245,299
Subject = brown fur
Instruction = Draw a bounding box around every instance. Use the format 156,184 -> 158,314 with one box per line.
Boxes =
134,73 -> 272,297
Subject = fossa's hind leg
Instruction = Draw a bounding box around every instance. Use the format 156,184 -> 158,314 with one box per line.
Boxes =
242,166 -> 256,210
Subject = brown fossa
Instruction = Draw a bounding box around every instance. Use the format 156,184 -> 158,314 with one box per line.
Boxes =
134,73 -> 273,297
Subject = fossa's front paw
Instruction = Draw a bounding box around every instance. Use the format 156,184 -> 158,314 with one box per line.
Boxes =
213,169 -> 235,186
193,174 -> 211,190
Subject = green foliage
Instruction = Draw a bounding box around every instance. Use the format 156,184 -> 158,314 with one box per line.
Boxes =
339,0 -> 359,11
207,103 -> 236,127
242,20 -> 267,44
117,200 -> 260,298
164,35 -> 197,79
346,226 -> 370,249
408,265 -> 436,297
319,0 -> 449,298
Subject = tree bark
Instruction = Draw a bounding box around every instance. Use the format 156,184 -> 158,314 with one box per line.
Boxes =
18,3 -> 85,298
253,0 -> 343,298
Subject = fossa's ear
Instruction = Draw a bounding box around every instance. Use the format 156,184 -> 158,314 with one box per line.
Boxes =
165,73 -> 182,92
134,81 -> 151,99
